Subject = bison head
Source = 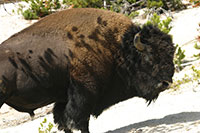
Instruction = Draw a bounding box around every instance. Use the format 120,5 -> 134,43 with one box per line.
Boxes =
129,25 -> 175,103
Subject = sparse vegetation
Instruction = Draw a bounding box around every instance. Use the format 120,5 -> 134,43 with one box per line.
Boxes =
193,42 -> 200,58
125,11 -> 139,19
63,0 -> 103,8
194,42 -> 200,49
174,44 -> 186,71
16,0 -> 185,20
38,118 -> 54,133
18,0 -> 61,19
162,0 -> 185,11
170,74 -> 192,91
147,0 -> 163,9
192,66 -> 200,81
145,13 -> 172,34
170,66 -> 200,91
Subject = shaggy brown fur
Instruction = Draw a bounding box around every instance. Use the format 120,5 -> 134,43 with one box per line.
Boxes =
0,8 -> 175,133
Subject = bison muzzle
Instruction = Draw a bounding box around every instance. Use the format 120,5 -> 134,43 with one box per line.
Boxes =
0,8 -> 175,133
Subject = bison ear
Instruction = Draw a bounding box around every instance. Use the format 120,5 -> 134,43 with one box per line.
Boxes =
134,32 -> 145,51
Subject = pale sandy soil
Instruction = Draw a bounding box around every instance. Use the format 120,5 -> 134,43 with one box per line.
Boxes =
1,1 -> 200,133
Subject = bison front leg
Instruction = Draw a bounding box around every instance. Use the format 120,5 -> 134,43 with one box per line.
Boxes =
53,86 -> 96,133
53,102 -> 73,133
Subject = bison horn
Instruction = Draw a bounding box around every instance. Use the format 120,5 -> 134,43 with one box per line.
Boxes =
134,32 -> 145,51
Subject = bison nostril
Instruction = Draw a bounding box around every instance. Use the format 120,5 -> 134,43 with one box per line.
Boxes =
162,81 -> 170,87
156,81 -> 171,89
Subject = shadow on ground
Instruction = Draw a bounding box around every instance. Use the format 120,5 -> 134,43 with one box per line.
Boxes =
106,112 -> 200,133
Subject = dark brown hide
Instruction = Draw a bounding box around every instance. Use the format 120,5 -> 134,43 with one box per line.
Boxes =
0,8 -> 175,133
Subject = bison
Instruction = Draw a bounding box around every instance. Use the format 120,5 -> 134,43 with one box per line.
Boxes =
0,8 -> 175,133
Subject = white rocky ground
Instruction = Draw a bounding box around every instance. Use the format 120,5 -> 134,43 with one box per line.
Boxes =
1,1 -> 200,133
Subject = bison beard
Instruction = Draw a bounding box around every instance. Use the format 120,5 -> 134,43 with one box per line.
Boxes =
0,8 -> 175,133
